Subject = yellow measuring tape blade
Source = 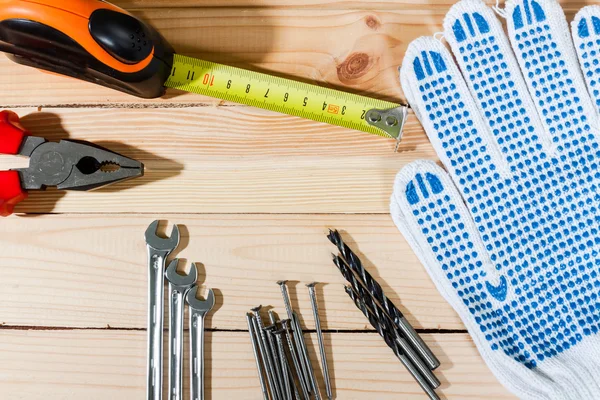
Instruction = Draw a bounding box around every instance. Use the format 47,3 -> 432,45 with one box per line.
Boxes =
165,54 -> 402,139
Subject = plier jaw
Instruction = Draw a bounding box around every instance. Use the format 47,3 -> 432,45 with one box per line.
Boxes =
16,138 -> 144,191
0,111 -> 144,216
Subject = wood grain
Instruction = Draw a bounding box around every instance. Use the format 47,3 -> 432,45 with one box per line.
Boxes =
0,214 -> 462,330
0,0 -> 532,397
0,6 -> 439,106
0,1 -> 588,107
114,0 -> 591,12
117,0 -> 461,9
0,329 -> 516,399
0,107 -> 434,214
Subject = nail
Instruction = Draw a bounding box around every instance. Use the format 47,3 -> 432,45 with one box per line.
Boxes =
266,324 -> 287,398
252,306 -> 282,400
247,313 -> 270,400
277,281 -> 312,394
293,312 -> 321,400
274,329 -> 293,400
307,283 -> 333,400
277,280 -> 294,320
282,319 -> 310,400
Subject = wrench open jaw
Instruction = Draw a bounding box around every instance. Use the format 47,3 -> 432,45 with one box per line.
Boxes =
145,220 -> 180,251
186,286 -> 215,313
165,259 -> 198,288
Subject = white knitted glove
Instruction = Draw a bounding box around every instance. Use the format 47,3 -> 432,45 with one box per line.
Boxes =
392,0 -> 600,398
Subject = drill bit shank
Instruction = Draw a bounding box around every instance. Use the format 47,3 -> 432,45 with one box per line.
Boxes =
344,287 -> 440,400
328,229 -> 440,370
334,256 -> 440,389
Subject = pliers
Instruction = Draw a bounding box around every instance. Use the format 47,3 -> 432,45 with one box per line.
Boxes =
0,111 -> 144,216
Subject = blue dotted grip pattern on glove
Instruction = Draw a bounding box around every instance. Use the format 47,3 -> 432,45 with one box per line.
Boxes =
393,0 -> 600,398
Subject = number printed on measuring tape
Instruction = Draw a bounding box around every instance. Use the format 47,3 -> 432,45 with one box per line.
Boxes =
165,54 -> 400,138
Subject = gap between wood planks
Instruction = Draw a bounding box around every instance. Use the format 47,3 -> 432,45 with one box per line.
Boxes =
1,102 -> 412,110
0,324 -> 466,334
5,103 -> 245,109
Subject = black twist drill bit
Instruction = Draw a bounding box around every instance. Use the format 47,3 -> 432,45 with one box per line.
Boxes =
333,256 -> 440,389
328,229 -> 440,370
344,287 -> 440,400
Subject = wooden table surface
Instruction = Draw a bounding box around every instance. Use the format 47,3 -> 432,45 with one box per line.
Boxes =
0,0 -> 556,398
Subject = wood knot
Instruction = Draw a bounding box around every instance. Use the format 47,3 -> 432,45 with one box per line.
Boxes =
365,15 -> 381,30
337,52 -> 371,82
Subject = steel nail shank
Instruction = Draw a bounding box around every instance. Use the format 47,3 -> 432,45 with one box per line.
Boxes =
282,319 -> 311,400
307,283 -> 333,400
277,281 -> 312,395
251,312 -> 278,399
247,314 -> 270,400
293,313 -> 321,400
274,330 -> 293,400
253,307 -> 283,400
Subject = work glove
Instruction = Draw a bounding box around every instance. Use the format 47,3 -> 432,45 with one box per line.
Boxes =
392,0 -> 600,398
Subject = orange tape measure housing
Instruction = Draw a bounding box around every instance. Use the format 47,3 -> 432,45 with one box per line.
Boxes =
0,0 -> 154,73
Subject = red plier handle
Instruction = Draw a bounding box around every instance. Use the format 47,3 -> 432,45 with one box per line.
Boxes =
0,111 -> 29,216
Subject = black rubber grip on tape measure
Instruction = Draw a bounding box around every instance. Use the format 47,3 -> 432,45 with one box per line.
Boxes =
0,15 -> 174,98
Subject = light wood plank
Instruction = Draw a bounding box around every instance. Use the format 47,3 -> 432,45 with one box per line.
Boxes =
117,0 -> 459,8
0,214 -> 463,330
0,6 -> 439,106
0,329 -> 515,399
0,1 -> 587,106
0,107 -> 434,214
115,0 -> 589,12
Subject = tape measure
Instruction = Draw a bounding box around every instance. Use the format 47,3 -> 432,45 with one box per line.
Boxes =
0,0 -> 406,143
165,54 -> 407,141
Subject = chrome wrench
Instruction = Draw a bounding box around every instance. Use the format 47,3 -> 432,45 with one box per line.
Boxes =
145,220 -> 180,400
187,286 -> 216,400
165,259 -> 198,400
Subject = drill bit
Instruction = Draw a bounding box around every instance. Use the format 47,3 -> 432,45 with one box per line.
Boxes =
344,286 -> 440,400
328,229 -> 440,370
333,256 -> 440,389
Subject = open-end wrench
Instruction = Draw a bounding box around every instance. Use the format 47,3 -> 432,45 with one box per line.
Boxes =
187,286 -> 216,400
165,259 -> 198,400
145,220 -> 180,400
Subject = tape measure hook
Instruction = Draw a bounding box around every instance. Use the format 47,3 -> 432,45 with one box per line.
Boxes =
365,106 -> 408,150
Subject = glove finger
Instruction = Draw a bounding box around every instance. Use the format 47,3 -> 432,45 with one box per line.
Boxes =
390,161 -> 554,386
392,160 -> 511,301
443,0 -> 553,173
399,36 -> 511,210
572,6 -> 600,116
505,0 -> 600,154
